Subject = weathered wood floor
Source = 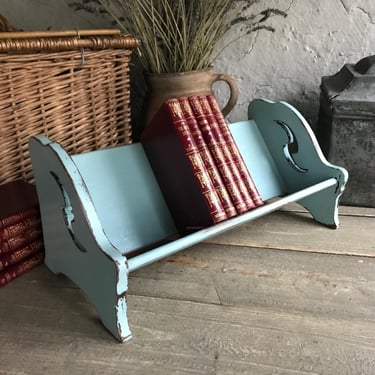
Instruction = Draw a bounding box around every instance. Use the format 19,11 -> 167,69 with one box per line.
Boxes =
1,204 -> 375,375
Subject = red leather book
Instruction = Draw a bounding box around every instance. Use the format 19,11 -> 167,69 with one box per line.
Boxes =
0,216 -> 41,243
0,239 -> 44,272
0,226 -> 43,256
0,180 -> 40,230
196,95 -> 256,211
0,207 -> 40,231
207,94 -> 264,207
0,251 -> 44,287
141,98 -> 228,234
189,96 -> 254,214
178,96 -> 238,219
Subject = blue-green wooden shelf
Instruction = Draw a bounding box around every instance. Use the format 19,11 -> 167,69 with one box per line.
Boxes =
29,99 -> 348,342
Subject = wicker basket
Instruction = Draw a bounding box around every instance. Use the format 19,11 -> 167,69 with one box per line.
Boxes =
0,29 -> 140,184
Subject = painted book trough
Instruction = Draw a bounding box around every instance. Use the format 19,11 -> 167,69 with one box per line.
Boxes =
28,99 -> 348,342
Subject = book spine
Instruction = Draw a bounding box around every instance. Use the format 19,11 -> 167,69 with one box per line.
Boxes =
197,95 -> 256,211
207,94 -> 264,207
189,96 -> 252,214
166,98 -> 228,224
198,95 -> 256,210
0,207 -> 40,230
0,227 -> 43,256
0,216 -> 41,242
0,251 -> 44,287
0,239 -> 44,272
178,97 -> 238,219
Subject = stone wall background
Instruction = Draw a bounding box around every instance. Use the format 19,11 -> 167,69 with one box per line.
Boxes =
1,0 -> 375,131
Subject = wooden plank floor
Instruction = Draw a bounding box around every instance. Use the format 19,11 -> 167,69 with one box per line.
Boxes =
1,204 -> 375,375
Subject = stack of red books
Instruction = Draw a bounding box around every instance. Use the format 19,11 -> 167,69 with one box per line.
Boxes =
0,180 -> 44,287
141,94 -> 264,234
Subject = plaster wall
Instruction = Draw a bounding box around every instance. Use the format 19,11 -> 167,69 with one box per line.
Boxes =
1,0 -> 375,130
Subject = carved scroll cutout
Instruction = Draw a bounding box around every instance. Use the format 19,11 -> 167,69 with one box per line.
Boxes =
50,171 -> 87,252
276,120 -> 308,173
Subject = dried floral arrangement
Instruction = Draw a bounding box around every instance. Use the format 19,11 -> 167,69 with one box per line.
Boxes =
69,0 -> 287,74
0,14 -> 18,31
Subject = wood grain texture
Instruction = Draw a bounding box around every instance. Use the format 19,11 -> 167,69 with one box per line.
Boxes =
206,206 -> 375,256
1,206 -> 375,374
2,266 -> 375,375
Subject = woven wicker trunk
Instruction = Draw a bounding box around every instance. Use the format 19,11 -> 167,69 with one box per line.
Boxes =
0,29 -> 140,183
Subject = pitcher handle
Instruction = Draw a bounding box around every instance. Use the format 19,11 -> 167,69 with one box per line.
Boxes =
212,73 -> 239,116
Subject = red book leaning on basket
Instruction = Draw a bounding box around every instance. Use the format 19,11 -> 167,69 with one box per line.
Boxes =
0,252 -> 44,287
0,180 -> 44,287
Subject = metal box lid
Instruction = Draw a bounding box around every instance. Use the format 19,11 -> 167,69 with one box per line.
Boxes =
321,55 -> 375,118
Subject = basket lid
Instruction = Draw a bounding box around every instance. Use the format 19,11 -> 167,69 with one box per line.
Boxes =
0,29 -> 140,52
